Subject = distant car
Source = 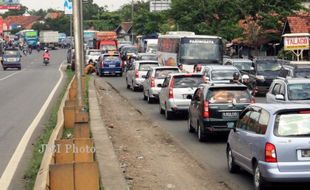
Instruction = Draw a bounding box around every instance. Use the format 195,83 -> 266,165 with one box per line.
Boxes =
142,66 -> 180,103
279,63 -> 310,78
227,104 -> 310,190
137,53 -> 157,61
247,57 -> 282,95
202,65 -> 242,83
188,82 -> 253,141
1,48 -> 21,70
158,73 -> 205,120
224,58 -> 254,74
126,60 -> 159,91
85,49 -> 103,65
96,53 -> 122,77
266,77 -> 310,104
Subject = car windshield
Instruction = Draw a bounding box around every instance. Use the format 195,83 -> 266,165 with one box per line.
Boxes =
155,69 -> 179,79
287,83 -> 310,100
211,70 -> 238,80
275,112 -> 310,137
139,63 -> 159,71
180,43 -> 221,61
233,62 -> 253,71
256,61 -> 281,72
4,50 -> 19,56
208,89 -> 251,104
173,76 -> 204,88
89,51 -> 101,56
295,69 -> 310,78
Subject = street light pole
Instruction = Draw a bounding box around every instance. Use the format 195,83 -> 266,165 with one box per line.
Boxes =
72,0 -> 84,107
131,0 -> 134,44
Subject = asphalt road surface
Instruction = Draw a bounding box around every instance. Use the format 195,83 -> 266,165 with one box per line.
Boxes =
0,49 -> 67,189
100,75 -> 309,190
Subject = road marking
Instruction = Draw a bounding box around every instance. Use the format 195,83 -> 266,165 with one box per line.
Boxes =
0,71 -> 22,81
0,61 -> 65,189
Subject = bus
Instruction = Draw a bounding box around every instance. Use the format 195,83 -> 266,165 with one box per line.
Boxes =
157,32 -> 223,72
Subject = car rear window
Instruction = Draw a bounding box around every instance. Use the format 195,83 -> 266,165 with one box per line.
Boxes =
287,83 -> 310,100
207,88 -> 251,104
295,69 -> 310,77
173,75 -> 204,88
211,70 -> 239,80
139,63 -> 159,71
274,111 -> 310,137
155,69 -> 179,79
88,51 -> 101,56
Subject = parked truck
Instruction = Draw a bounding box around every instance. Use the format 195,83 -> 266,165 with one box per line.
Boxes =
95,31 -> 118,52
39,31 -> 59,50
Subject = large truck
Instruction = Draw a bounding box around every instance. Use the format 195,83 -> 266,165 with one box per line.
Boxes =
16,30 -> 39,48
95,31 -> 118,52
39,31 -> 59,49
84,30 -> 97,49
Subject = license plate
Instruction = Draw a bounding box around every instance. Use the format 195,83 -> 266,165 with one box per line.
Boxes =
222,112 -> 239,119
8,58 -> 15,62
109,65 -> 115,68
301,150 -> 310,158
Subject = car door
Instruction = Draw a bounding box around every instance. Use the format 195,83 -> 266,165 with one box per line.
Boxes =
159,76 -> 170,109
189,88 -> 202,129
266,83 -> 281,103
143,70 -> 152,94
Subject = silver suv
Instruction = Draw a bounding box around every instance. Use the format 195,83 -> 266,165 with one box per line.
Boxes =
142,66 -> 180,103
227,104 -> 310,190
158,73 -> 205,120
126,60 -> 159,91
266,77 -> 310,104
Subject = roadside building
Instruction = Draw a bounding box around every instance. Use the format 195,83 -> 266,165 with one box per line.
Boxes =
115,22 -> 133,42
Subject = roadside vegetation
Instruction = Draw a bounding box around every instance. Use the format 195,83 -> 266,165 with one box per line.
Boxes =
24,69 -> 74,190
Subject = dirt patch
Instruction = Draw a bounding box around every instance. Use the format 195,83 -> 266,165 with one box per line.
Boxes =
95,78 -> 230,190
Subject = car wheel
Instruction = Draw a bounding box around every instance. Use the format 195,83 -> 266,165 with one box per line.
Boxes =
126,79 -> 130,89
3,67 -> 6,71
165,104 -> 173,120
119,73 -> 123,77
132,82 -> 138,92
197,124 -> 206,142
143,91 -> 147,100
18,67 -> 21,70
159,101 -> 164,114
253,163 -> 269,190
227,146 -> 239,173
147,92 -> 153,104
187,117 -> 195,133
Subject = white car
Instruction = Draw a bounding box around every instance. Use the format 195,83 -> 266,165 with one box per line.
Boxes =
85,49 -> 103,65
159,73 -> 205,120
142,66 -> 180,103
126,60 -> 159,91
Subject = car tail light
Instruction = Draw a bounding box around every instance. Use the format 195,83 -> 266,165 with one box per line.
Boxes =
135,70 -> 139,78
150,77 -> 155,88
251,98 -> 256,104
265,142 -> 277,163
203,101 -> 209,118
168,78 -> 174,99
299,110 -> 310,114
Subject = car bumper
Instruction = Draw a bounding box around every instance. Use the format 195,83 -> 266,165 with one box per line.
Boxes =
259,161 -> 310,182
166,99 -> 191,113
202,119 -> 236,133
133,78 -> 145,89
3,62 -> 21,68
99,67 -> 122,75
149,88 -> 161,99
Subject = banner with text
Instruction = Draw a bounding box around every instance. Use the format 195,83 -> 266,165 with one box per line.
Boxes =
284,36 -> 310,51
0,0 -> 20,10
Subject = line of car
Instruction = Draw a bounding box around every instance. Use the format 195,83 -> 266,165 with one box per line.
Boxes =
118,56 -> 310,190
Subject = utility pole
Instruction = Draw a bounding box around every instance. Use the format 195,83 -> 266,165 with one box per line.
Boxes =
131,0 -> 134,44
72,0 -> 84,107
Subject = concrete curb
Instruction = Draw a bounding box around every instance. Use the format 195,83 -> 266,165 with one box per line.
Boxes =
89,77 -> 129,190
34,66 -> 74,190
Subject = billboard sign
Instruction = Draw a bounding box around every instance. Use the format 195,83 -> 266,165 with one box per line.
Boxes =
64,0 -> 72,15
284,35 -> 310,51
0,0 -> 20,10
150,0 -> 171,12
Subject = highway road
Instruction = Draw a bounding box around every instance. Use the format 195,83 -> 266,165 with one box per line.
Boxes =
100,75 -> 310,190
0,49 -> 67,189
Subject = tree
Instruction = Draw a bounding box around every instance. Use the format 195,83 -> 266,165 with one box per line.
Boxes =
1,5 -> 28,18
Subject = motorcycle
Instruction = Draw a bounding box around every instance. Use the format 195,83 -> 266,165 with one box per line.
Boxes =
43,58 -> 49,66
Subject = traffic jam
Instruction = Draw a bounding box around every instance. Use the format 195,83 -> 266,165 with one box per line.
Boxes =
83,30 -> 310,190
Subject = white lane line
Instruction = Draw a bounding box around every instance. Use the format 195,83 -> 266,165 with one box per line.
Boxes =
0,70 -> 22,81
0,61 -> 65,189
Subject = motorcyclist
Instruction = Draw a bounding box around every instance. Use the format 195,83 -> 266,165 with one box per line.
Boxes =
43,49 -> 50,61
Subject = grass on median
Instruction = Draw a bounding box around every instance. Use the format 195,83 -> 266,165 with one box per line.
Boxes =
24,69 -> 74,190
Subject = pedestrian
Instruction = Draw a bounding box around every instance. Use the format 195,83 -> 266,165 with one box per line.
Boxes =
84,59 -> 96,74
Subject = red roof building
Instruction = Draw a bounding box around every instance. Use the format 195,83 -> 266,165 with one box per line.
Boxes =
44,12 -> 62,20
4,16 -> 41,30
283,12 -> 310,34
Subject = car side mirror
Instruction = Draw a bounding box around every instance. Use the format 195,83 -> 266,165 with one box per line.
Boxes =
157,84 -> 163,87
275,94 -> 284,101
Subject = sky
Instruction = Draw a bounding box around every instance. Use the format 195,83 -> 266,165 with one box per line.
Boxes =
19,0 -> 131,11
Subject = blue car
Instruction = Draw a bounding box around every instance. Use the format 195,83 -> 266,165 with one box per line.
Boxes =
97,54 -> 122,77
1,48 -> 22,70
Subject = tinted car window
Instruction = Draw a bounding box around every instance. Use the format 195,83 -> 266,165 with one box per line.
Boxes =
272,84 -> 281,95
208,88 -> 251,104
155,69 -> 179,79
173,76 -> 204,88
4,50 -> 19,56
248,111 -> 260,133
275,111 -> 310,137
256,61 -> 281,72
233,62 -> 252,71
211,70 -> 238,80
139,63 -> 158,71
256,109 -> 269,135
237,111 -> 251,130
287,83 -> 310,100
